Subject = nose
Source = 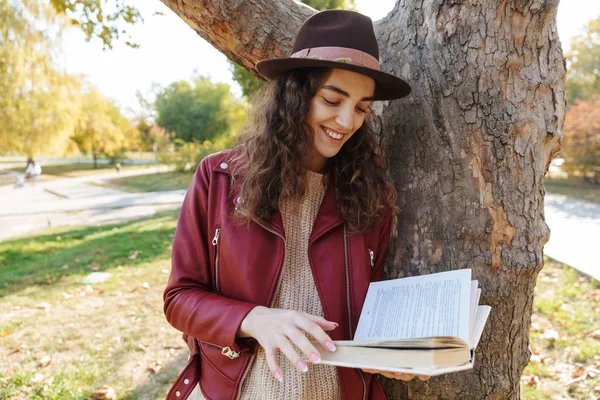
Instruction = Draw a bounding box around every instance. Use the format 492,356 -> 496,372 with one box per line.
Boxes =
334,105 -> 354,132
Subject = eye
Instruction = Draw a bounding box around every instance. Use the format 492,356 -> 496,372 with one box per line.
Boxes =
355,106 -> 367,113
322,97 -> 340,106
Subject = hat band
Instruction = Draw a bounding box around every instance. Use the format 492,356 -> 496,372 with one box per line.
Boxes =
291,46 -> 379,70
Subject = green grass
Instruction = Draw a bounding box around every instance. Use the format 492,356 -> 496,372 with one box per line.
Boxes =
2,214 -> 598,399
8,163 -> 156,178
99,171 -> 193,193
521,259 -> 600,399
0,210 -> 187,399
545,177 -> 600,204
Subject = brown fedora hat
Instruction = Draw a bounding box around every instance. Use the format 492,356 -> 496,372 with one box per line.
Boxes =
256,10 -> 411,101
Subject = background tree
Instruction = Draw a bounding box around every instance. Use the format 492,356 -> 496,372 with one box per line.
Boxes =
565,16 -> 600,105
48,0 -> 143,49
229,0 -> 356,99
560,97 -> 600,178
0,0 -> 81,157
154,76 -> 245,143
158,0 -> 565,398
71,87 -> 130,168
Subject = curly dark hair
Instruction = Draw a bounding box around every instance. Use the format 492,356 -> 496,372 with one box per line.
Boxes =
229,67 -> 396,233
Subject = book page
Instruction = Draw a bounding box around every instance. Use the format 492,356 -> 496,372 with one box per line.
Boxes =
469,305 -> 491,348
354,269 -> 472,343
469,282 -> 480,336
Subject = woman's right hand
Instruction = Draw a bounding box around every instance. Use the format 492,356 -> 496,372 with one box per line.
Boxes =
237,306 -> 338,382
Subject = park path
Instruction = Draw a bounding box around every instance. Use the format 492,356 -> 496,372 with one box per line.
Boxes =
543,193 -> 600,281
0,167 -> 185,241
1,168 -> 598,283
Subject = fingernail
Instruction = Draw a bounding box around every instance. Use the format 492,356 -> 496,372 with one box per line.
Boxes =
275,370 -> 283,382
297,359 -> 308,372
325,341 -> 336,352
310,352 -> 321,364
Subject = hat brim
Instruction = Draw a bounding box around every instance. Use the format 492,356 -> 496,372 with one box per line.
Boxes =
256,58 -> 411,101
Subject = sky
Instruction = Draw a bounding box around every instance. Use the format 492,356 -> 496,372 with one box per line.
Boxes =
59,0 -> 600,117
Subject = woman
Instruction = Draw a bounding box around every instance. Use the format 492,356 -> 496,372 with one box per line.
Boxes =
164,10 -> 428,400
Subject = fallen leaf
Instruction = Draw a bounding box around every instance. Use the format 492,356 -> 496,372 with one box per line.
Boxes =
31,373 -> 44,384
89,262 -> 101,271
37,302 -> 51,312
128,250 -> 139,260
0,330 -> 9,337
147,360 -> 162,373
129,234 -> 136,240
91,385 -> 117,400
137,343 -> 148,352
11,343 -> 26,354
543,329 -> 559,341
38,354 -> 52,368
526,375 -> 539,387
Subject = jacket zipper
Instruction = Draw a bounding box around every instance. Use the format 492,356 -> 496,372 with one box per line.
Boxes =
212,227 -> 221,292
344,226 -> 367,400
369,249 -> 375,269
234,207 -> 286,399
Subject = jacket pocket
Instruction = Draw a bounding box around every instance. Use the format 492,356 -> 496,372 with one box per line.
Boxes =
212,227 -> 221,292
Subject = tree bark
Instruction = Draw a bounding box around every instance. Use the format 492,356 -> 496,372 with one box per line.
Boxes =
159,0 -> 565,398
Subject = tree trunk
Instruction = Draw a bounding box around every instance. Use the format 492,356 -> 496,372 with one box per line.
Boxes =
159,0 -> 565,398
93,152 -> 98,169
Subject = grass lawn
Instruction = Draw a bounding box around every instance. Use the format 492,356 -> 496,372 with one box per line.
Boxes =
99,171 -> 193,193
545,177 -> 600,204
8,163 -> 156,178
0,210 -> 186,400
521,259 -> 600,399
1,213 -> 599,399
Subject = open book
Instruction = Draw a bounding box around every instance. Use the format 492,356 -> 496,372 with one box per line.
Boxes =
318,269 -> 491,376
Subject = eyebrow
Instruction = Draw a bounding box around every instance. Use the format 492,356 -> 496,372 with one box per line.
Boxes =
321,85 -> 374,102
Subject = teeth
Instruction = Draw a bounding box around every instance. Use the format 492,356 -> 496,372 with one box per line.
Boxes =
324,128 -> 343,140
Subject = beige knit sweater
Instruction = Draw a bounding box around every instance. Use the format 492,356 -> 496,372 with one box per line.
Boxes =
191,171 -> 341,400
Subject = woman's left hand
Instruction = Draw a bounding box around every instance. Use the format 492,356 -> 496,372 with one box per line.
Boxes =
361,369 -> 430,381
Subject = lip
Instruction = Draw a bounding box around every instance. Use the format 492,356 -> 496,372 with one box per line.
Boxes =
321,125 -> 345,142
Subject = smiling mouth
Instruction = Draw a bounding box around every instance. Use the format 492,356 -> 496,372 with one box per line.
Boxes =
322,126 -> 344,140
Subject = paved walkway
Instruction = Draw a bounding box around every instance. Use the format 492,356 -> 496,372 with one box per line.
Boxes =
0,168 -> 185,241
544,193 -> 600,282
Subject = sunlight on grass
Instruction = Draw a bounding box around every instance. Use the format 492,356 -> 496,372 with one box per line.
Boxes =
0,210 -> 186,399
98,171 -> 193,193
521,259 -> 600,399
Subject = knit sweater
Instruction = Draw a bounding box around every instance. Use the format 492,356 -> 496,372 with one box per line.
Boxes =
191,171 -> 341,400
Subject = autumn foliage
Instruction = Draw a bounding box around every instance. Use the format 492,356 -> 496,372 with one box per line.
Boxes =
561,96 -> 600,179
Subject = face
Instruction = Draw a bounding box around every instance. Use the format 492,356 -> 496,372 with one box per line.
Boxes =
302,68 -> 375,172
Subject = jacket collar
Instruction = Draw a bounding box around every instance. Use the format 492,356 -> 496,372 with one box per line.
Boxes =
214,159 -> 344,239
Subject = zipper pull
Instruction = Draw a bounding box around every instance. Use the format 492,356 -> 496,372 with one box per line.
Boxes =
369,249 -> 375,268
221,346 -> 240,359
212,227 -> 221,246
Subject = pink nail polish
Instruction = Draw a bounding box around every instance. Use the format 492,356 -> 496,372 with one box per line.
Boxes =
275,370 -> 283,382
325,341 -> 336,351
297,359 -> 308,372
310,352 -> 321,364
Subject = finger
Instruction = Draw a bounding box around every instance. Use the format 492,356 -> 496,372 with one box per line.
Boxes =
294,316 -> 336,352
301,312 -> 338,330
264,345 -> 283,382
277,336 -> 308,373
418,375 -> 431,381
379,372 -> 414,381
285,328 -> 321,364
362,368 -> 380,374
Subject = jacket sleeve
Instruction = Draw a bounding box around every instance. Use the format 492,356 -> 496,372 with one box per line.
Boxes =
163,156 -> 257,352
370,210 -> 393,283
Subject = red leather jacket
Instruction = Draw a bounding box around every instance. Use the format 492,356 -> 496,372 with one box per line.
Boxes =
164,150 -> 392,400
